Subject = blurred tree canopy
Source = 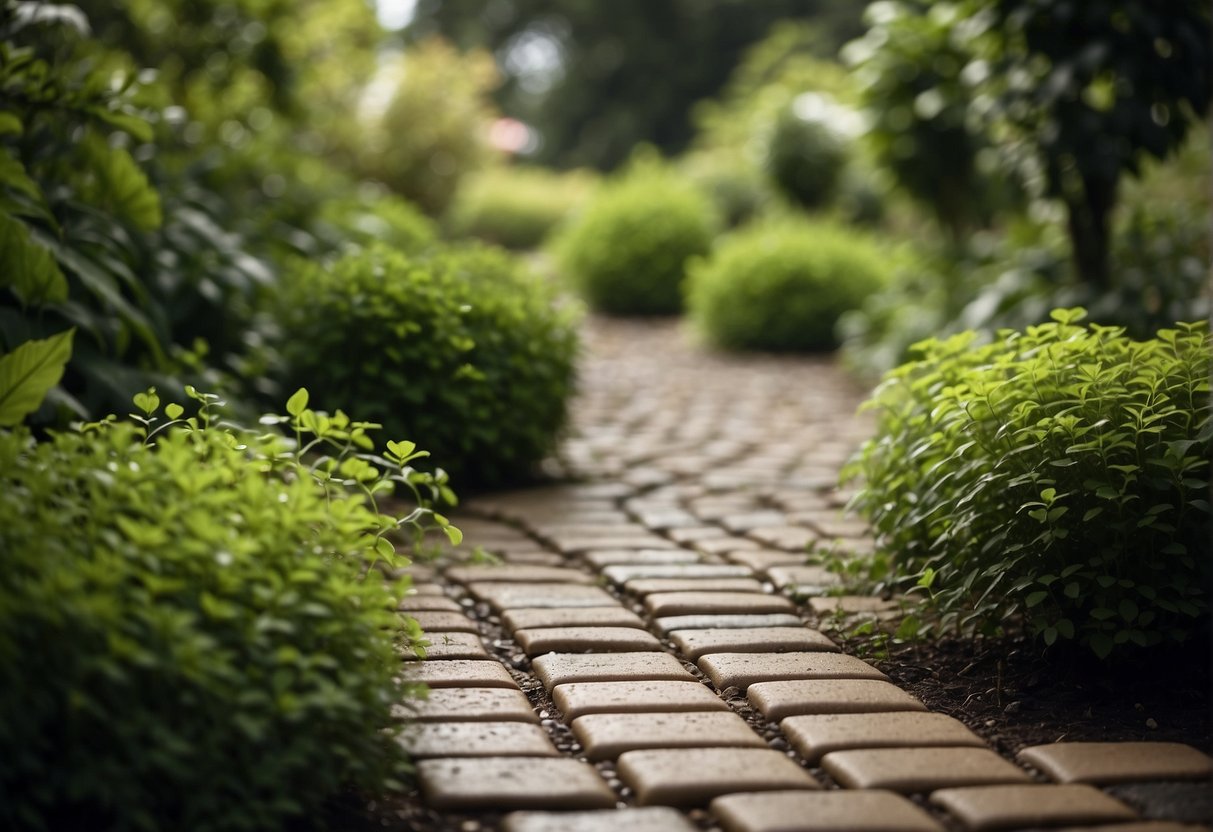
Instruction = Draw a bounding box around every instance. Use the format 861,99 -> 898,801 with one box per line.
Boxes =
406,0 -> 866,169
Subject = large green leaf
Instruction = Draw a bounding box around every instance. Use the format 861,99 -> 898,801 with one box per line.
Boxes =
82,136 -> 162,231
0,212 -> 68,305
0,328 -> 75,426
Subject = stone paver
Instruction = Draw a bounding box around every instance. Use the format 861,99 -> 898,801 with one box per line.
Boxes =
399,659 -> 517,689
699,652 -> 887,691
617,747 -> 820,806
746,525 -> 819,551
749,679 -> 927,720
694,537 -> 761,554
1018,742 -> 1213,785
466,582 -> 617,611
766,565 -> 840,594
515,626 -> 663,657
582,549 -> 703,568
809,596 -> 902,619
930,784 -> 1138,831
502,808 -> 698,832
601,563 -> 753,585
624,577 -> 764,595
502,606 -> 647,633
655,613 -> 805,634
711,790 -> 945,832
1052,825 -> 1209,832
646,592 -> 795,617
445,565 -> 595,585
572,711 -> 766,760
395,687 -> 537,722
671,627 -> 839,660
532,652 -> 695,690
399,722 -> 557,757
553,680 -> 729,720
398,596 -> 463,613
823,747 -> 1032,793
782,711 -> 985,763
405,611 -> 479,633
418,757 -> 615,810
417,632 -> 490,660
724,550 -> 808,574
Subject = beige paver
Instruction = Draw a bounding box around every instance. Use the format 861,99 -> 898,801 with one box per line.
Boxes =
401,581 -> 445,596
766,565 -> 840,594
695,537 -> 761,554
572,711 -> 765,760
809,596 -> 902,618
393,687 -> 537,723
747,526 -> 819,551
445,565 -> 594,585
418,757 -> 615,810
711,789 -> 945,832
405,611 -> 479,633
930,784 -> 1138,831
496,551 -> 567,566
602,563 -> 753,585
782,712 -> 985,763
416,632 -> 490,660
668,526 -> 731,544
398,596 -> 463,613
671,627 -> 838,660
617,747 -> 819,806
721,511 -> 787,532
502,606 -> 646,633
533,652 -> 694,690
699,652 -> 886,691
399,722 -> 557,758
823,747 -> 1032,793
550,533 -> 677,553
399,659 -> 517,689
646,592 -> 795,617
554,680 -> 729,720
466,582 -> 617,612
515,626 -> 663,657
749,679 -> 926,720
724,550 -> 808,574
582,549 -> 703,569
655,613 -> 804,634
1018,742 -> 1213,785
625,577 -> 764,595
502,808 -> 698,832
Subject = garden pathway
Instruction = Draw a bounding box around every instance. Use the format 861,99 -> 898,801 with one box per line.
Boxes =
390,315 -> 1211,832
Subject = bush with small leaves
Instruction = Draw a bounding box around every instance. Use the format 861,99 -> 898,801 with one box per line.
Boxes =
685,218 -> 892,352
764,107 -> 848,210
271,243 -> 579,488
843,310 -> 1211,659
553,162 -> 716,315
446,165 -> 597,250
0,387 -> 456,831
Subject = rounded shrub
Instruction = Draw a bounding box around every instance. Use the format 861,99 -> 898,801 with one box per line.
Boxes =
271,243 -> 579,488
0,400 -> 428,830
554,164 -> 716,315
685,218 -> 891,351
764,108 -> 847,209
845,310 -> 1211,659
446,165 -> 597,250
315,191 -> 437,254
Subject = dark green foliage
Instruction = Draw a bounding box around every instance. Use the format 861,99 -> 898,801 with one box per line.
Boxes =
845,310 -> 1211,659
0,389 -> 451,831
554,164 -> 716,315
271,244 -> 579,488
315,191 -> 438,255
764,108 -> 847,210
686,219 -> 891,351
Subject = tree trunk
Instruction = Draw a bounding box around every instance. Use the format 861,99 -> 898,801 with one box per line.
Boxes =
1065,174 -> 1117,290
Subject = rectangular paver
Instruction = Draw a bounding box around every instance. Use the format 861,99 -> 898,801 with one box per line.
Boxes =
406,611 -> 479,634
572,711 -> 765,760
766,565 -> 840,594
553,680 -> 728,720
699,652 -> 886,691
724,550 -> 809,574
646,592 -> 795,617
1017,742 -> 1213,785
711,789 -> 944,832
931,784 -> 1138,831
502,606 -> 646,633
418,757 -> 615,810
467,582 -> 617,612
748,679 -> 926,720
502,808 -> 698,832
655,614 -> 804,635
399,659 -> 517,689
393,687 -> 537,723
515,626 -> 663,657
445,565 -> 594,585
781,712 -> 985,764
671,627 -> 838,661
399,722 -> 557,757
399,596 -> 463,613
533,652 -> 694,691
602,564 -> 753,585
416,632 -> 490,660
618,747 -> 819,807
823,747 -> 1032,793
582,549 -> 703,569
625,577 -> 764,596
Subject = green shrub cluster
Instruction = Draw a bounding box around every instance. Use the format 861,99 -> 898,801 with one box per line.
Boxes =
686,219 -> 891,351
0,388 -> 453,830
764,108 -> 847,210
844,310 -> 1211,659
446,165 -> 597,250
271,244 -> 579,488
554,163 -> 716,315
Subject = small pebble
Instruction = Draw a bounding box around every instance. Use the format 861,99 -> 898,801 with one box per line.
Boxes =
1146,718 -> 1158,729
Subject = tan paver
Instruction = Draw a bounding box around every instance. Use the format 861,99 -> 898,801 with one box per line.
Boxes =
502,808 -> 698,832
809,596 -> 902,618
554,680 -> 729,720
405,611 -> 479,633
625,577 -> 764,595
646,592 -> 795,617
582,549 -> 703,569
416,632 -> 490,660
445,565 -> 594,585
711,789 -> 944,832
515,626 -> 663,657
695,537 -> 760,554
418,757 -> 615,810
721,511 -> 788,533
572,711 -> 765,760
399,659 -> 517,689
823,747 -> 1032,793
668,526 -> 731,544
699,652 -> 886,691
747,525 -> 819,551
399,722 -> 557,758
401,581 -> 445,596
533,652 -> 694,690
502,606 -> 646,633
394,687 -> 537,723
655,613 -> 804,634
466,582 -> 617,612
550,533 -> 677,553
399,596 -> 463,613
617,747 -> 819,806
782,712 -> 984,763
671,627 -> 838,660
496,551 -> 567,566
766,565 -> 840,594
749,679 -> 926,720
602,563 -> 753,585
1018,742 -> 1213,785
724,550 -> 808,574
931,784 -> 1138,831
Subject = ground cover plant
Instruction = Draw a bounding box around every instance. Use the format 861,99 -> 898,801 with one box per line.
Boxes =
844,309 -> 1211,659
685,218 -> 892,351
271,243 -> 579,488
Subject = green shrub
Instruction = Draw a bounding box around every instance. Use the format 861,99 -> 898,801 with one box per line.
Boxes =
844,310 -> 1211,659
0,388 -> 453,830
315,190 -> 437,254
553,163 -> 716,315
686,219 -> 891,351
271,244 -> 579,487
446,165 -> 597,250
764,107 -> 847,210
